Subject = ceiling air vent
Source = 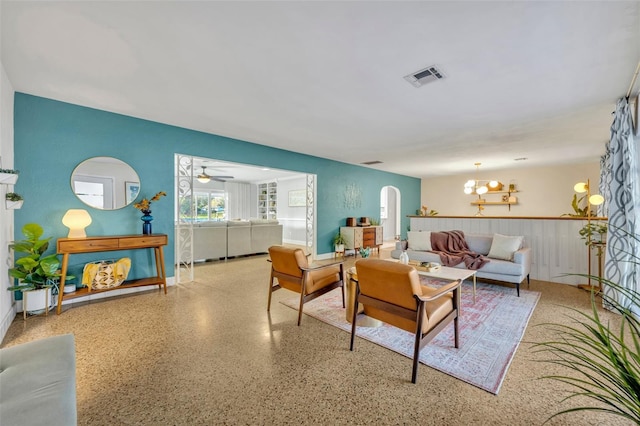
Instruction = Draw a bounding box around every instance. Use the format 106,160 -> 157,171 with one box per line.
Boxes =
404,65 -> 446,88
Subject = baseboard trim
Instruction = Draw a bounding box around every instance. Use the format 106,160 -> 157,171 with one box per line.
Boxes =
0,303 -> 17,344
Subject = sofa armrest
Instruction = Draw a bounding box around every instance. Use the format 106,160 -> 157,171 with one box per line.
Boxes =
395,240 -> 408,250
513,247 -> 532,275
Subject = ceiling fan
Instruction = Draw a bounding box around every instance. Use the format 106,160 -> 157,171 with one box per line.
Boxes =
196,166 -> 234,183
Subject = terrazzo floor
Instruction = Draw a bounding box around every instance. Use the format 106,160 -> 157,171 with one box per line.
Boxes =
1,247 -> 632,425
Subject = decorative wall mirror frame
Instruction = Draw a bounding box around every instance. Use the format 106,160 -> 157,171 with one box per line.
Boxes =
71,156 -> 140,210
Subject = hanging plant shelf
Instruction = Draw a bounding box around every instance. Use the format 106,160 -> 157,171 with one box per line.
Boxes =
6,200 -> 23,210
0,172 -> 19,185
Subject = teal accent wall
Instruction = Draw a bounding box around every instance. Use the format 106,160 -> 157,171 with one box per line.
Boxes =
14,94 -> 420,278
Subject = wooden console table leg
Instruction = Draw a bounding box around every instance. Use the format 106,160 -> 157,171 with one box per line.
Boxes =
56,253 -> 70,315
156,246 -> 167,294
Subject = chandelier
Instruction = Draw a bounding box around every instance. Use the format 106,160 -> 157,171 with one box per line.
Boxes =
462,163 -> 502,195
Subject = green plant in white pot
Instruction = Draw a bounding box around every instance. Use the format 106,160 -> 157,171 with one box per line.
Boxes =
5,192 -> 23,209
333,232 -> 346,253
578,221 -> 608,245
0,168 -> 19,185
7,223 -> 71,314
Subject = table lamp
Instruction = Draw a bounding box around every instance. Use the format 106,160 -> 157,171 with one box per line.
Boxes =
62,209 -> 92,238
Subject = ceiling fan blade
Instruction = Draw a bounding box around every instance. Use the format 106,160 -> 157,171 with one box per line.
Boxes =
212,177 -> 227,182
212,175 -> 234,179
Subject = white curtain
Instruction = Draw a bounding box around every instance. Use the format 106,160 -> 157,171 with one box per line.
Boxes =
603,97 -> 640,312
598,140 -> 612,217
225,182 -> 252,220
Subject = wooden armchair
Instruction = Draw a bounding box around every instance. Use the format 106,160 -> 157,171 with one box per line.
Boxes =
350,259 -> 461,383
268,246 -> 345,326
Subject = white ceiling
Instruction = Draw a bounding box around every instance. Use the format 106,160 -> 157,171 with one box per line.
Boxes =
2,1 -> 639,179
194,157 -> 304,184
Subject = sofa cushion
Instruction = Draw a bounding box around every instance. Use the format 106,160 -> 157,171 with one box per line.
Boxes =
407,231 -> 431,251
465,234 -> 493,255
0,334 -> 77,425
198,221 -> 227,227
477,257 -> 523,276
488,234 -> 523,261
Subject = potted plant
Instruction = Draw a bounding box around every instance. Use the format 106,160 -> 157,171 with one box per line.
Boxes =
578,221 -> 608,245
5,192 -> 23,209
533,230 -> 640,423
333,232 -> 346,253
0,168 -> 19,185
7,223 -> 72,314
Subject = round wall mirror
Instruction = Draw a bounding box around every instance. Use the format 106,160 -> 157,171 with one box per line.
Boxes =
71,156 -> 140,210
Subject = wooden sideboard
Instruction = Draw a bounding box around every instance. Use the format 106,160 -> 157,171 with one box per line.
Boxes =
56,234 -> 168,314
340,226 -> 383,254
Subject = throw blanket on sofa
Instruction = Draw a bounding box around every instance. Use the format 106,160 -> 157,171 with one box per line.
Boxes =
430,230 -> 489,270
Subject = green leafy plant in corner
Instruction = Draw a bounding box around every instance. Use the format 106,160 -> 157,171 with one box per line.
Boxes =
533,230 -> 640,424
7,223 -> 71,292
5,192 -> 23,201
333,232 -> 346,246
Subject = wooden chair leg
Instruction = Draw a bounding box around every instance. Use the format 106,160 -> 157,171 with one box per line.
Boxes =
411,303 -> 426,384
454,314 -> 459,348
297,293 -> 305,326
349,293 -> 359,351
267,275 -> 274,311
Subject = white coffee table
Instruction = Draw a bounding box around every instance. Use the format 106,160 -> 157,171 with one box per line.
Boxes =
414,265 -> 477,303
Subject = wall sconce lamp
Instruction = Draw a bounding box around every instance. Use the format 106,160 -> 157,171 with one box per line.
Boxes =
62,209 -> 92,238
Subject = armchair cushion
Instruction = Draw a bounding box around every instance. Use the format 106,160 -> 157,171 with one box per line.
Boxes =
355,260 -> 455,334
307,266 -> 342,294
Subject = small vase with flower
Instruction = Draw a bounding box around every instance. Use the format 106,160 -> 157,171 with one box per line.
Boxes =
134,191 -> 166,235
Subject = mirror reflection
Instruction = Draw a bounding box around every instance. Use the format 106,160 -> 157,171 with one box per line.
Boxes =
71,157 -> 140,210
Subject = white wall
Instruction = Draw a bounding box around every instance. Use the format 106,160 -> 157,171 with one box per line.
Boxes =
0,60 -> 16,343
422,162 -> 601,217
276,176 -> 307,245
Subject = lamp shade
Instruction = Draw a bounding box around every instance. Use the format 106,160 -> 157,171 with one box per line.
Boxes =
62,209 -> 92,238
574,182 -> 588,193
589,194 -> 605,206
197,176 -> 210,184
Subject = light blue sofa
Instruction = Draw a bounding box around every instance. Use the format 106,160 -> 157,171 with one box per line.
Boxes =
0,334 -> 77,425
391,233 -> 531,296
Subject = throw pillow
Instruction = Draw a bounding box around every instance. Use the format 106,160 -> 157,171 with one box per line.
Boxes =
487,234 -> 524,261
408,231 -> 431,251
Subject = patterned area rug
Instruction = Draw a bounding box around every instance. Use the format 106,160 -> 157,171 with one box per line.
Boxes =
281,278 -> 540,394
